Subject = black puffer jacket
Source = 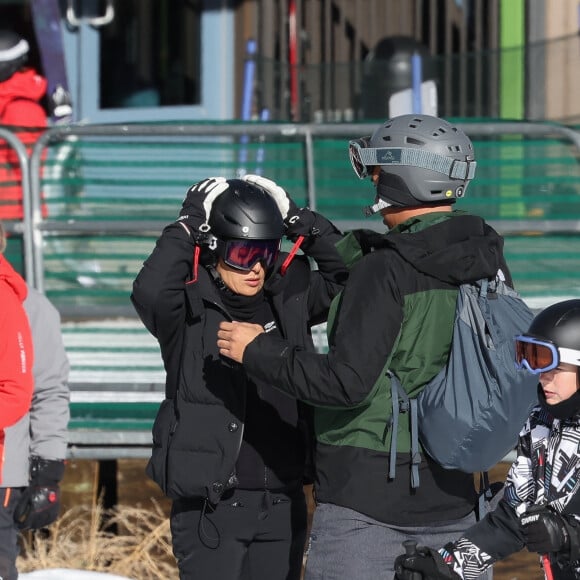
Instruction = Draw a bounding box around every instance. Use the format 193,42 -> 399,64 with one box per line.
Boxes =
131,217 -> 347,504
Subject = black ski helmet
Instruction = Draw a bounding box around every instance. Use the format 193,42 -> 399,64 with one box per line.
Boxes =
526,300 -> 580,367
208,179 -> 284,241
0,30 -> 29,82
351,114 -> 477,213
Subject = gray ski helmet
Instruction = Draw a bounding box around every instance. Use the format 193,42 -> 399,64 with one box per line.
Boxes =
0,30 -> 29,82
350,114 -> 477,213
526,299 -> 580,367
208,179 -> 284,240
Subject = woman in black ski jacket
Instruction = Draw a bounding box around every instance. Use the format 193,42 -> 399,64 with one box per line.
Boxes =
131,176 -> 347,580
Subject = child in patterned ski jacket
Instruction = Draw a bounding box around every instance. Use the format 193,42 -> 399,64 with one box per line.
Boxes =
395,299 -> 580,580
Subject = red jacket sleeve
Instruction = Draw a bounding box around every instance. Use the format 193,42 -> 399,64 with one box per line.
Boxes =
2,99 -> 47,151
2,95 -> 47,126
0,291 -> 34,429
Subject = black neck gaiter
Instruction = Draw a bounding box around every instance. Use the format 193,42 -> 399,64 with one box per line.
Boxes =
538,385 -> 580,420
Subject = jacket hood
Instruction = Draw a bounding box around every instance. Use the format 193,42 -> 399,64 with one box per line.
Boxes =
352,212 -> 504,285
0,68 -> 47,111
0,255 -> 28,303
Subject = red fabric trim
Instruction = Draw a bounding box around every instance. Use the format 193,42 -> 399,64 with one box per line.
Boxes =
281,235 -> 305,276
186,245 -> 201,285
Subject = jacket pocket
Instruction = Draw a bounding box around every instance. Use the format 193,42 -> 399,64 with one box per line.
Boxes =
146,398 -> 177,495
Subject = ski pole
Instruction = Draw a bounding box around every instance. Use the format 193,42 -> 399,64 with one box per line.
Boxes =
400,540 -> 422,580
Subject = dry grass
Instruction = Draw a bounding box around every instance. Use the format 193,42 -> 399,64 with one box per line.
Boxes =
17,497 -> 178,579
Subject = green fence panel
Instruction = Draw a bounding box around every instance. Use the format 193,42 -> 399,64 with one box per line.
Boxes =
32,123 -> 580,310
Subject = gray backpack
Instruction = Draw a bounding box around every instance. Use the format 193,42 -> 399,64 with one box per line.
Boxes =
389,277 -> 539,488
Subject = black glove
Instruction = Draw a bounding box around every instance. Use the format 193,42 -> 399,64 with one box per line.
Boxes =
242,174 -> 318,241
13,456 -> 66,530
394,545 -> 460,580
177,177 -> 229,232
521,506 -> 580,560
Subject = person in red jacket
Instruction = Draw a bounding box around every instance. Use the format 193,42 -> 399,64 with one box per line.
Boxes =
0,235 -> 34,435
0,29 -> 48,220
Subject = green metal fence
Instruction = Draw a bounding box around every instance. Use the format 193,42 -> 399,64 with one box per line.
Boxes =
3,120 -> 580,457
22,121 -> 580,313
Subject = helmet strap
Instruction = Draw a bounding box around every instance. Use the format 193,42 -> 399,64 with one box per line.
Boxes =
206,264 -> 227,292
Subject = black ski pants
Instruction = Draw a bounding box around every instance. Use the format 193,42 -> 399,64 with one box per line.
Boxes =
171,486 -> 307,580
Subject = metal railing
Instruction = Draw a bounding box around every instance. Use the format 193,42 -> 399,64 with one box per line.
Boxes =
25,120 -> 580,294
0,127 -> 35,281
2,119 -> 580,459
0,118 -> 579,301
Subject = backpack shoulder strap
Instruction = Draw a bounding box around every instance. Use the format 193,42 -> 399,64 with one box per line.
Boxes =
388,371 -> 422,488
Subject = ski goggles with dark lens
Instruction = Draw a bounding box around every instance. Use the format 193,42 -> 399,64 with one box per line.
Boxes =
348,137 -> 372,179
217,239 -> 280,271
515,334 -> 580,374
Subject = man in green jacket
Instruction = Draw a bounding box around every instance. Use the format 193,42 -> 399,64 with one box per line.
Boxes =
217,114 -> 512,579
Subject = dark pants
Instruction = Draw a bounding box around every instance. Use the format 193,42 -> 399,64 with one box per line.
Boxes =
171,487 -> 307,580
0,488 -> 23,580
304,502 -> 492,580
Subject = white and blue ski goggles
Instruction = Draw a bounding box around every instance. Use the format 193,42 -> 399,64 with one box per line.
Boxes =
348,137 -> 477,181
515,334 -> 580,374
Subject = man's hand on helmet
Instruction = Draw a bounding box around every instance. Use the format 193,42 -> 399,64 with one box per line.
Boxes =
177,177 -> 229,232
242,174 -> 317,241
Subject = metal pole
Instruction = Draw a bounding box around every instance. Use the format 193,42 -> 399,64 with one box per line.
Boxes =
0,128 -> 35,286
304,129 -> 317,211
412,52 -> 423,113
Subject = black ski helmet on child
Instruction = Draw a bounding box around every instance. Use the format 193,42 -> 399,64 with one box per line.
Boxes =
0,30 -> 29,82
525,299 -> 580,368
208,179 -> 284,241
349,114 -> 477,213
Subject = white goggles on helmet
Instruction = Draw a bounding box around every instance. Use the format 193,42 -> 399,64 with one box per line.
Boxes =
515,334 -> 580,374
348,138 -> 477,181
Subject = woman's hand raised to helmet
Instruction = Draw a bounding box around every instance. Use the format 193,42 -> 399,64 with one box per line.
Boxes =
177,177 -> 229,231
242,174 -> 317,241
242,175 -> 299,223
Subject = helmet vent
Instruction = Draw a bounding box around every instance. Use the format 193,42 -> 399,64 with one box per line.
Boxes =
448,145 -> 462,152
406,137 -> 424,146
381,135 -> 392,142
223,215 -> 239,228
